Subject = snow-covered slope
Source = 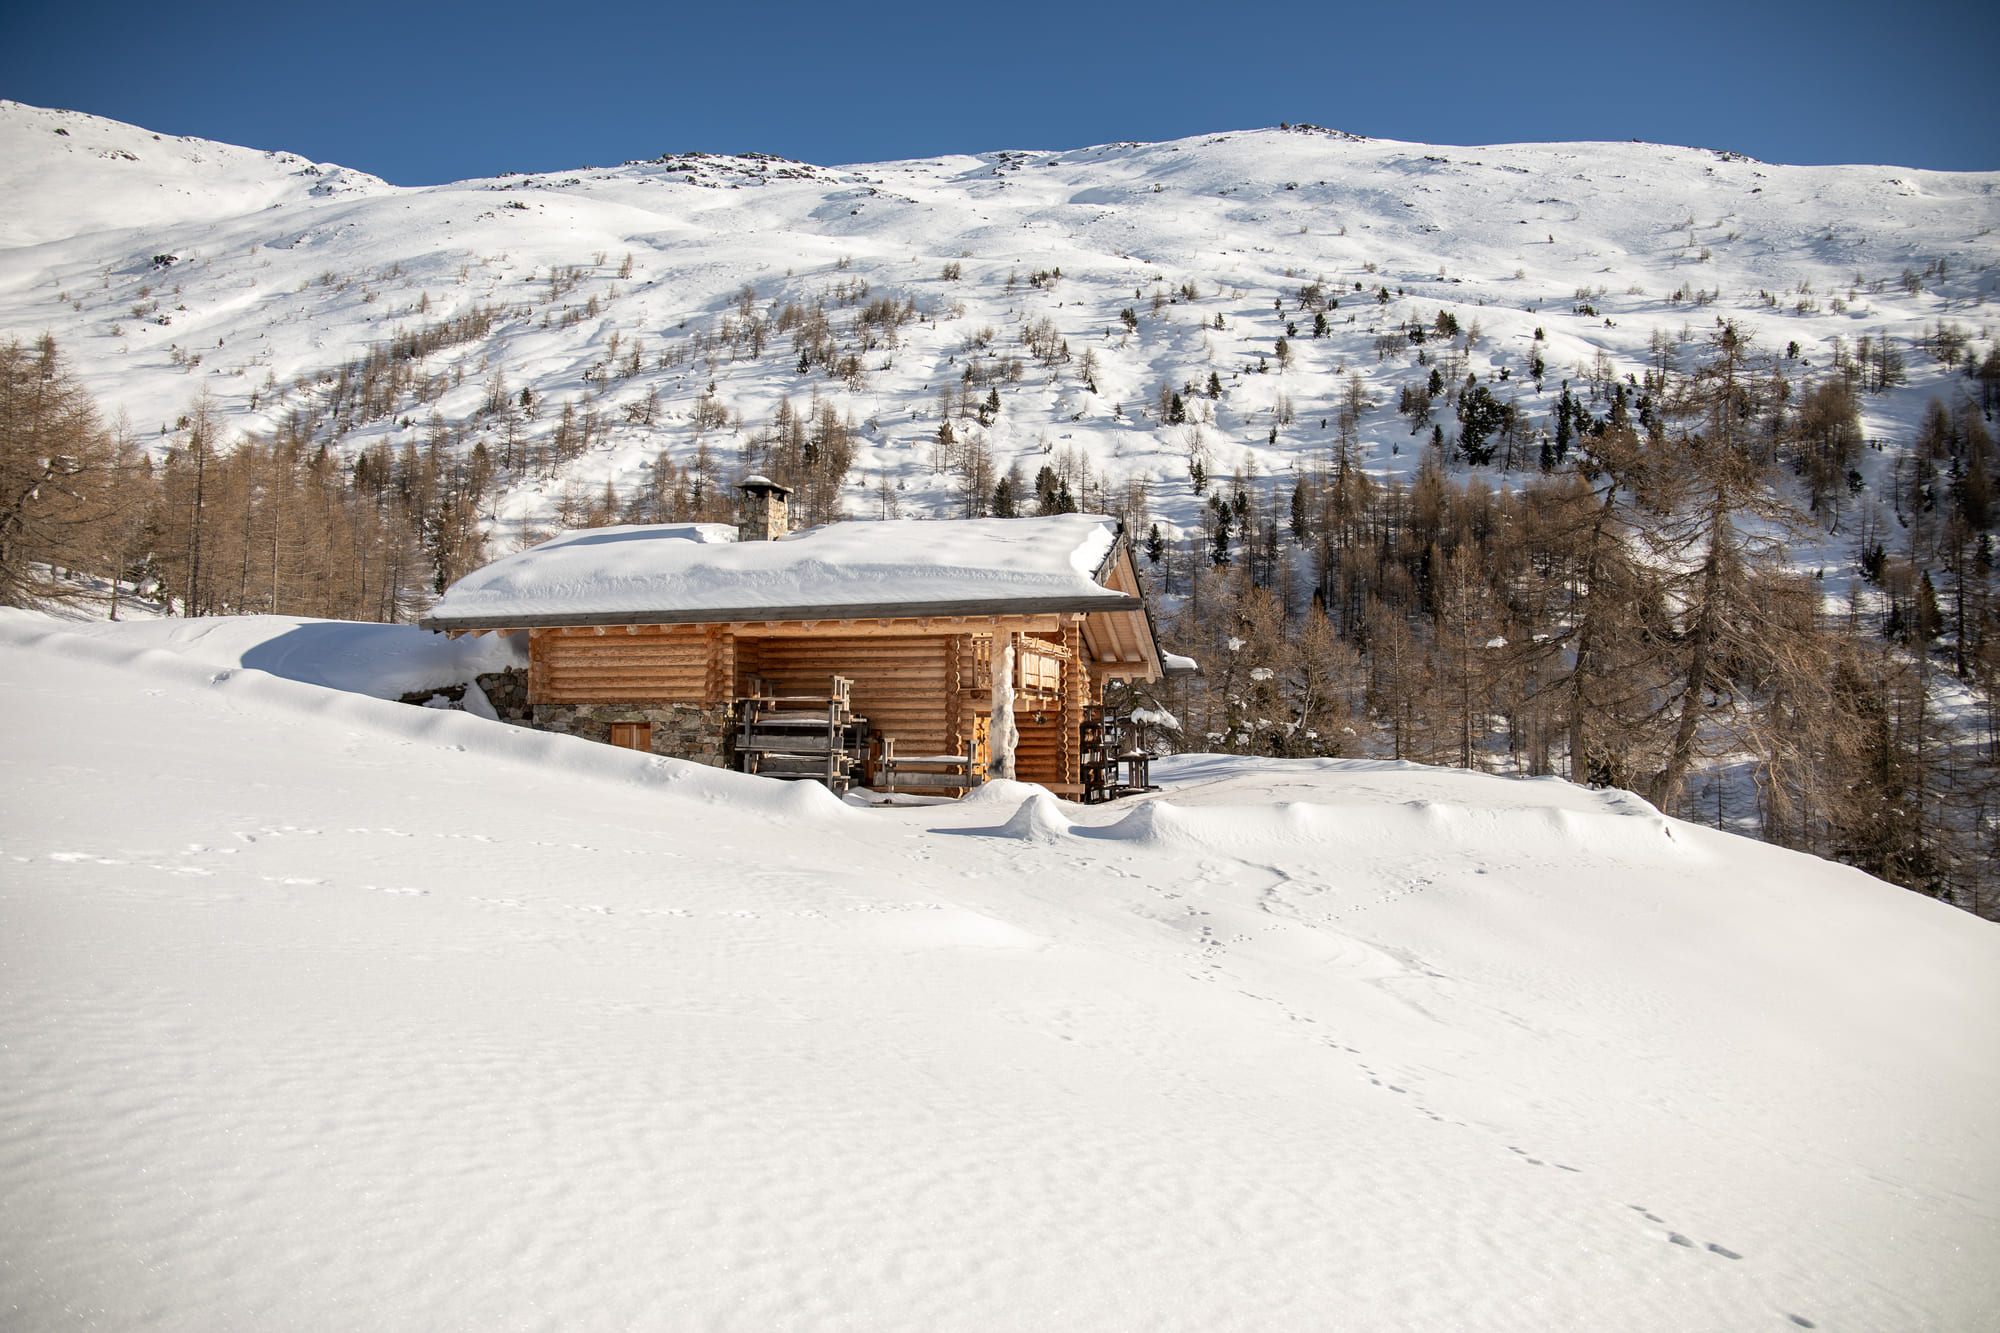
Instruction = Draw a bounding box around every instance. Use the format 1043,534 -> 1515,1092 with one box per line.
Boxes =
0,101 -> 388,249
2,613 -> 1995,1330
3,101 -> 1994,545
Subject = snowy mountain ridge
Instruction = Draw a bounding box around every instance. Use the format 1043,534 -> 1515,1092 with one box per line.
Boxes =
4,99 -> 1996,543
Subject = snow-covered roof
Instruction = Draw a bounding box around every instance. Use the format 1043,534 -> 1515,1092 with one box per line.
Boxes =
420,515 -> 1140,630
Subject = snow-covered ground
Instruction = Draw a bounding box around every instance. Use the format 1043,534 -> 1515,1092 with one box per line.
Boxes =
3,101 -> 1994,553
3,613 -> 1995,1331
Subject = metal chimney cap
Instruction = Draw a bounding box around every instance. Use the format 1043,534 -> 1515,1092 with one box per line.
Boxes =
738,475 -> 793,496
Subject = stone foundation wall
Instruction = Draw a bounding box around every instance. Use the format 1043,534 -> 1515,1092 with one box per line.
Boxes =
475,668 -> 532,723
398,682 -> 471,708
397,669 -> 733,769
530,701 -> 737,768
397,669 -> 532,723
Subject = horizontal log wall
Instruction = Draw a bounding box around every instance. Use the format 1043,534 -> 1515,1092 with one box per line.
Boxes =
738,636 -> 952,755
524,619 -> 1106,789
534,625 -> 713,705
1013,716 -> 1065,786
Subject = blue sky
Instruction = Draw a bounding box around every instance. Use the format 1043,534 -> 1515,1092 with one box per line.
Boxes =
6,0 -> 1995,183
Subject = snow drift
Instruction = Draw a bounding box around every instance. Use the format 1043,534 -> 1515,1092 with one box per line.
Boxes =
2,615 -> 1996,1332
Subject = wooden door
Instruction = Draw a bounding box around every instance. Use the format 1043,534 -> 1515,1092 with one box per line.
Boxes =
608,722 -> 653,752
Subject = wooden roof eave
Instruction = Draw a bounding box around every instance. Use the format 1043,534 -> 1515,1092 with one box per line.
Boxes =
419,592 -> 1142,634
1078,545 -> 1164,682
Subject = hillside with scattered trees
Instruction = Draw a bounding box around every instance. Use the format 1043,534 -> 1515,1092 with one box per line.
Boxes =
4,102 -> 1997,915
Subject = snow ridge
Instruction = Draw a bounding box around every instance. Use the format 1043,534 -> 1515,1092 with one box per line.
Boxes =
3,99 -> 1994,548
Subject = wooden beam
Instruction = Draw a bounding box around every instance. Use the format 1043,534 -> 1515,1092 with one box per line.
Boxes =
727,616 -> 1066,638
419,594 -> 1141,634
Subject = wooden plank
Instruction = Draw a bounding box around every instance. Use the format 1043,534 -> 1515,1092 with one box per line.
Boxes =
544,666 -> 709,683
753,666 -> 947,681
543,666 -> 710,683
544,650 -> 706,666
755,755 -> 857,776
544,669 -> 705,683
723,615 -> 1069,637
758,669 -> 944,684
776,688 -> 940,712
553,622 -> 704,634
741,731 -> 860,755
543,635 -> 709,652
749,667 -> 945,681
544,664 -> 707,680
542,643 -> 709,660
545,662 -> 709,677
749,634 -> 948,648
546,680 -> 708,696
747,645 -> 952,660
877,772 -> 977,788
750,664 -> 951,679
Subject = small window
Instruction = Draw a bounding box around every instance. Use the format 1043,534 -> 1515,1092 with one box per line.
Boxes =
608,722 -> 652,752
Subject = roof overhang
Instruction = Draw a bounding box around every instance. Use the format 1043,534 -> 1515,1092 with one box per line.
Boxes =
419,592 -> 1143,634
1075,538 -> 1165,682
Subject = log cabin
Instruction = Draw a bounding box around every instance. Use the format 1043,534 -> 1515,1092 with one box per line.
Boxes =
419,478 -> 1170,797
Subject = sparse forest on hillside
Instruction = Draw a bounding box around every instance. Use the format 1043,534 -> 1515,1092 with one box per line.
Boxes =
7,106 -> 2000,916
7,320 -> 1997,918
1127,321 -> 2000,920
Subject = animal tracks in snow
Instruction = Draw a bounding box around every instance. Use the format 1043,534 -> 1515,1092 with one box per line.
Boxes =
1627,1202 -> 1750,1265
31,848 -> 216,878
1504,1143 -> 1583,1172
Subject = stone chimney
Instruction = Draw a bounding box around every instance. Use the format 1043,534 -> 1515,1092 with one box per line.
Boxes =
736,475 -> 793,542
